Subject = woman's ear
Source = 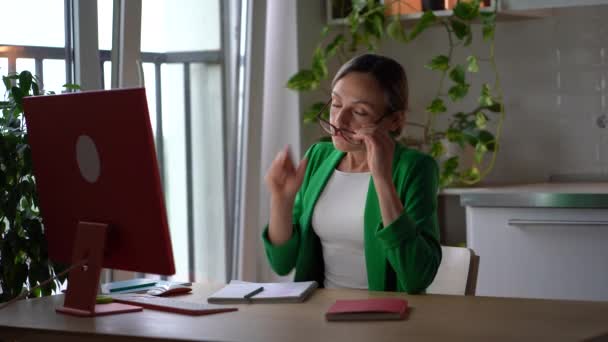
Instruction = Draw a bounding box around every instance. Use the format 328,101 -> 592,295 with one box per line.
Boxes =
389,110 -> 406,134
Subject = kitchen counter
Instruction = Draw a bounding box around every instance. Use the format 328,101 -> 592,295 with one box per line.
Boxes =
441,182 -> 608,208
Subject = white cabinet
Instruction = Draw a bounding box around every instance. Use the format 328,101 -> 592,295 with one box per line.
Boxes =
466,207 -> 608,301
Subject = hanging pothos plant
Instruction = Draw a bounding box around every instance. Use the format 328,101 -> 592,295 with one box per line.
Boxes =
287,0 -> 504,188
0,70 -> 79,302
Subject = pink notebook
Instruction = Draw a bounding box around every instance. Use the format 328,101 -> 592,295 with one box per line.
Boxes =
325,298 -> 409,321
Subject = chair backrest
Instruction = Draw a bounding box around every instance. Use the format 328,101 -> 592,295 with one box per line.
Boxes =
426,246 -> 480,296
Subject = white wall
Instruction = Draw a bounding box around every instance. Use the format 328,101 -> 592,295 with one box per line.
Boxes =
296,3 -> 608,185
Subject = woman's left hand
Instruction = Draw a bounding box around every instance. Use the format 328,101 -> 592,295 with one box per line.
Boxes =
353,127 -> 395,182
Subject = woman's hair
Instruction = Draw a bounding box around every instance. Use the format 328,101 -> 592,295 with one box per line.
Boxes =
331,53 -> 409,115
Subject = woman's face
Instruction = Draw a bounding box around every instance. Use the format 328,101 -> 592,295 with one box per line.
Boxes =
330,72 -> 399,152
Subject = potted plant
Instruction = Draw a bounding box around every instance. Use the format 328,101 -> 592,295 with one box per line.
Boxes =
288,0 -> 504,188
0,70 -> 77,302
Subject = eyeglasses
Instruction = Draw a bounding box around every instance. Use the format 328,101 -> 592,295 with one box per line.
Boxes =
316,100 -> 392,145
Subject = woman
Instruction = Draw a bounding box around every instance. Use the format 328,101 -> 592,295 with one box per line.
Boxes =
262,54 -> 441,293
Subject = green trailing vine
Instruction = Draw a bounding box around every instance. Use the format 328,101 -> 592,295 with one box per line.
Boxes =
287,0 -> 504,188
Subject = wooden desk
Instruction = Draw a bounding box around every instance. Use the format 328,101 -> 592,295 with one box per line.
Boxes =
1,283 -> 607,342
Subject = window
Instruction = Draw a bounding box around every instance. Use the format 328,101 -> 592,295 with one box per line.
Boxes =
1,0 -> 65,47
140,0 -> 226,283
0,0 -> 66,94
2,0 -> 231,285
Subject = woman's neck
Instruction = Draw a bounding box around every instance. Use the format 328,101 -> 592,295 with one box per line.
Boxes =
337,150 -> 369,172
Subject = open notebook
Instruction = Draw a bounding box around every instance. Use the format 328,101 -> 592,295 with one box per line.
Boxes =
207,280 -> 318,304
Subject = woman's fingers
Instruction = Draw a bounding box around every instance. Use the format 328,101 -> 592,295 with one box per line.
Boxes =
356,126 -> 378,135
282,146 -> 295,172
266,145 -> 302,190
294,158 -> 308,188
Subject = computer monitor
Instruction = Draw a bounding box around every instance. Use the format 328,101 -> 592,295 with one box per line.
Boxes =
23,88 -> 175,316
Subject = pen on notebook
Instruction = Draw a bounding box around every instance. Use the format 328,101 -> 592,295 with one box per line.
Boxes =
244,286 -> 264,300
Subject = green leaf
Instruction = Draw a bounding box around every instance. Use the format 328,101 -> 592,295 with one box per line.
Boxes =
352,0 -> 367,12
461,166 -> 481,183
481,11 -> 496,40
286,70 -> 319,91
443,156 -> 459,174
480,11 -> 496,22
10,86 -> 25,108
3,75 -> 13,90
425,55 -> 450,71
478,130 -> 496,151
426,98 -> 447,113
440,173 -> 455,188
321,26 -> 329,37
462,129 -> 479,146
430,141 -> 445,158
446,128 -> 465,147
466,56 -> 479,73
15,249 -> 28,264
62,83 -> 81,91
465,32 -> 473,46
349,31 -> 363,51
366,38 -> 377,52
409,11 -> 436,40
486,102 -> 502,112
41,284 -> 53,296
453,0 -> 480,21
483,25 -> 494,40
474,142 -> 487,164
348,12 -> 361,34
52,262 -> 69,285
12,263 -> 28,298
448,84 -> 469,102
18,71 -> 33,95
480,83 -> 491,96
370,12 -> 384,39
303,102 -> 328,123
450,19 -> 470,41
449,65 -> 465,85
478,83 -> 493,106
312,47 -> 328,79
386,17 -> 407,42
325,34 -> 346,58
31,82 -> 40,96
475,112 -> 488,129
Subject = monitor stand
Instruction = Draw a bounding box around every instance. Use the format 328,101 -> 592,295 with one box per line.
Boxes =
56,221 -> 143,317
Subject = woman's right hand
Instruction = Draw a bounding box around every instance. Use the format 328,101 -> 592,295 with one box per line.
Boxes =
265,145 -> 307,203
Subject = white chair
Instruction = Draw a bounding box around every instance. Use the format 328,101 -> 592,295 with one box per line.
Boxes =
426,246 -> 479,296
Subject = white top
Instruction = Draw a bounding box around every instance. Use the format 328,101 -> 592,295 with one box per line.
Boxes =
312,169 -> 370,289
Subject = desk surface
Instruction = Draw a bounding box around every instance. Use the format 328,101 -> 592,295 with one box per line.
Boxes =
1,283 -> 607,342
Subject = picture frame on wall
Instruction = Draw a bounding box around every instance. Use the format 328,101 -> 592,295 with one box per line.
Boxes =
326,0 -> 424,25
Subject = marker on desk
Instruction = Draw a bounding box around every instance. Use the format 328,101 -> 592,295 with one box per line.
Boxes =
244,286 -> 264,300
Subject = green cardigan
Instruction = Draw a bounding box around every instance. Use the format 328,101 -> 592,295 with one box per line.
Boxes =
262,142 -> 441,293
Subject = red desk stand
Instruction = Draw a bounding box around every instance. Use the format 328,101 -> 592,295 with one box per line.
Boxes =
56,222 -> 143,317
